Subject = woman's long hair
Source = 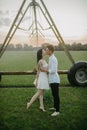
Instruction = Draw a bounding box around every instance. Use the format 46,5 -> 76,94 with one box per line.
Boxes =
37,49 -> 42,63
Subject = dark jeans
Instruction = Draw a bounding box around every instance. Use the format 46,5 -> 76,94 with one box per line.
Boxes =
50,83 -> 60,112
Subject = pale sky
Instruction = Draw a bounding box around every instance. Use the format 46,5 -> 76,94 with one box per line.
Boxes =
0,0 -> 87,44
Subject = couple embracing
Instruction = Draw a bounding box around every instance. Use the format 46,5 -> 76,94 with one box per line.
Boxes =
27,44 -> 60,116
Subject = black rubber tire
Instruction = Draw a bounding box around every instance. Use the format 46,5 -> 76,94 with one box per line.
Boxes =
68,62 -> 87,86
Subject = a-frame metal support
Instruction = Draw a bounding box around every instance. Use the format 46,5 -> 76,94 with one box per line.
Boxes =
0,0 -> 75,64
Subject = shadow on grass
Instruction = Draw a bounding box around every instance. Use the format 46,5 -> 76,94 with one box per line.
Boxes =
0,85 -> 34,88
0,84 -> 73,88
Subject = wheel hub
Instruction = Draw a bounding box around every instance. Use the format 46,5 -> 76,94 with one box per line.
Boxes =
75,69 -> 87,84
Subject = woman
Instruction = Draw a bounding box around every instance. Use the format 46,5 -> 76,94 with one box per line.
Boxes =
27,49 -> 49,111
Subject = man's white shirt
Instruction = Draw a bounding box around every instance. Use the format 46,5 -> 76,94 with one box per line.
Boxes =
48,54 -> 60,84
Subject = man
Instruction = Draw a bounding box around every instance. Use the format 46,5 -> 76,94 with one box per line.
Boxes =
41,44 -> 60,116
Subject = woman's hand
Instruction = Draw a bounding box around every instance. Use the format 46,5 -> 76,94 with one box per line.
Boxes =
36,79 -> 38,87
34,79 -> 38,87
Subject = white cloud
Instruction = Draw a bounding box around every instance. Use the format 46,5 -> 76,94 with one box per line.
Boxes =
0,0 -> 87,44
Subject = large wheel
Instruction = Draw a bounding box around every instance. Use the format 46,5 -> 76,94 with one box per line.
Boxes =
68,62 -> 87,86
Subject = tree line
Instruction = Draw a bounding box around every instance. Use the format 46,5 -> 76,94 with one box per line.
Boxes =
0,42 -> 87,51
54,43 -> 87,51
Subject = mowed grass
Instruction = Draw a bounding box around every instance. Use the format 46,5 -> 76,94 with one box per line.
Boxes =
0,51 -> 87,86
0,87 -> 87,130
0,51 -> 87,130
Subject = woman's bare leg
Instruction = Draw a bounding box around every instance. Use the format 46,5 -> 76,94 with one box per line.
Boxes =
39,90 -> 46,111
27,89 -> 43,109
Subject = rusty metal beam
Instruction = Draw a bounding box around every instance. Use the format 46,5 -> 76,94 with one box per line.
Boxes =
0,70 -> 68,75
40,0 -> 75,64
0,0 -> 27,56
0,0 -> 75,65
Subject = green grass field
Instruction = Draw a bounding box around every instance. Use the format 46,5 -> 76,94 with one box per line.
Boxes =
0,51 -> 87,130
0,87 -> 87,130
0,51 -> 87,86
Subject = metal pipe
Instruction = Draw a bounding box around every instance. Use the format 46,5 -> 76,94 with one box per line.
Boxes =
0,2 -> 31,57
40,0 -> 75,64
0,70 -> 68,75
32,0 -> 38,45
0,0 -> 27,55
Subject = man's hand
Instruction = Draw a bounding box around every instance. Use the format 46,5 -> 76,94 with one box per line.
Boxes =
40,67 -> 48,73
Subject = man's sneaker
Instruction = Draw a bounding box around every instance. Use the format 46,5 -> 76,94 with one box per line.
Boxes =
51,111 -> 60,116
49,108 -> 56,111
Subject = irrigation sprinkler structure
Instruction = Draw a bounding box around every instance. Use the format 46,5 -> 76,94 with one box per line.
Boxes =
0,0 -> 87,86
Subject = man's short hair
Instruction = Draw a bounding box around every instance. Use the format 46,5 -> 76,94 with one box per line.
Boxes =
46,44 -> 54,52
